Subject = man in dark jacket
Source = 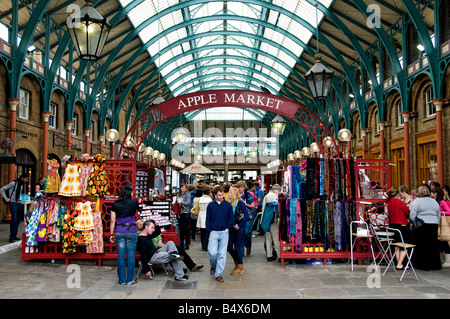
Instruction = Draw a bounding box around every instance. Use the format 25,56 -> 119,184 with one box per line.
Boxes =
136,220 -> 187,281
0,173 -> 29,242
205,187 -> 234,282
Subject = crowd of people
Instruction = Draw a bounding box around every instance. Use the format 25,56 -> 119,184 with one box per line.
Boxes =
108,178 -> 450,285
171,180 -> 277,283
110,180 -> 282,285
384,181 -> 450,271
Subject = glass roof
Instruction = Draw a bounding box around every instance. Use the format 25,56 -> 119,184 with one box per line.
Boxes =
118,0 -> 333,97
188,107 -> 265,121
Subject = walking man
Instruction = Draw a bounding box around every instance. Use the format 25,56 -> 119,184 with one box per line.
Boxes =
206,186 -> 234,283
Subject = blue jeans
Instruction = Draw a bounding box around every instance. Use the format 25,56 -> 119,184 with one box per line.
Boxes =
9,203 -> 22,240
115,232 -> 138,284
243,209 -> 256,250
228,227 -> 245,264
208,230 -> 229,278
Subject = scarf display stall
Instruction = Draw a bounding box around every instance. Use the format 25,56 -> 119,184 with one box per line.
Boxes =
279,158 -> 390,267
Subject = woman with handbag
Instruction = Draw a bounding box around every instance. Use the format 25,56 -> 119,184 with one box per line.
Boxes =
409,186 -> 441,270
431,187 -> 450,267
227,187 -> 249,275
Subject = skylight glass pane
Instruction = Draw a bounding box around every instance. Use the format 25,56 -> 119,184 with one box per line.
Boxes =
190,107 -> 259,121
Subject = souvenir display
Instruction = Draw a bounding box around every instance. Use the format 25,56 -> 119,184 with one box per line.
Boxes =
59,163 -> 82,197
85,154 -> 109,196
44,159 -> 61,192
79,154 -> 93,196
280,159 -> 358,253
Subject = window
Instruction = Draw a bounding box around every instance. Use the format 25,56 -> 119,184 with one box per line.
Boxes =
19,89 -> 30,120
425,87 -> 435,117
49,103 -> 57,129
72,113 -> 78,136
396,100 -> 404,127
90,120 -> 95,141
0,22 -> 8,42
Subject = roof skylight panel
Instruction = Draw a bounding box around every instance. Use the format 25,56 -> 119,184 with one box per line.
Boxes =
127,1 -> 156,28
226,34 -> 255,48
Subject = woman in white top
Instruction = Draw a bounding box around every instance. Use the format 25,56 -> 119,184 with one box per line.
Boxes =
196,186 -> 213,250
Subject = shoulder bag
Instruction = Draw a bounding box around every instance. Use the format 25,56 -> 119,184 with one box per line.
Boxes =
234,200 -> 245,224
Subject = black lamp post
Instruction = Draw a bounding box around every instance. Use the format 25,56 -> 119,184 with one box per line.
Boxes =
67,0 -> 111,61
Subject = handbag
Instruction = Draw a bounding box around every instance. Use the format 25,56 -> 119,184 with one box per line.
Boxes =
190,202 -> 199,216
171,201 -> 181,216
409,217 -> 425,231
438,215 -> 450,241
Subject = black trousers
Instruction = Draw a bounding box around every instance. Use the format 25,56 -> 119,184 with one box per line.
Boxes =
412,223 -> 441,270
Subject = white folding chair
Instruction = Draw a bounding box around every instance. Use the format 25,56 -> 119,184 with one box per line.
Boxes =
382,227 -> 418,282
135,261 -> 170,282
370,224 -> 395,268
350,220 -> 378,271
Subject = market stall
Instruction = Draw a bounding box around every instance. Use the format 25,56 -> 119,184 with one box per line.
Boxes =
21,156 -> 177,266
278,158 -> 390,266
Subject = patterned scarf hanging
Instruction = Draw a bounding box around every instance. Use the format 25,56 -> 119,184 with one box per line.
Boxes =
327,200 -> 335,250
334,201 -> 342,251
294,199 -> 303,253
319,158 -> 325,197
289,198 -> 297,238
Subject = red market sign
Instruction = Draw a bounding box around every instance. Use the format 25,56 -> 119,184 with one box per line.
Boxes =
159,90 -> 297,119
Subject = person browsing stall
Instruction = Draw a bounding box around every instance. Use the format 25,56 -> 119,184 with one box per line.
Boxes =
110,185 -> 138,285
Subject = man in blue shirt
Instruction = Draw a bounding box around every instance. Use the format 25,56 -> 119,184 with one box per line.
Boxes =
254,181 -> 264,212
254,181 -> 264,235
236,181 -> 256,256
206,187 -> 234,283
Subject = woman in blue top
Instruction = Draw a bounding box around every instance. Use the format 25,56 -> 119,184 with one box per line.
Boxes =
110,185 -> 138,285
227,187 -> 249,275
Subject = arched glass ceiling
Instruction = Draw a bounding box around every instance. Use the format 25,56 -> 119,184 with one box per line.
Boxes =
117,0 -> 334,96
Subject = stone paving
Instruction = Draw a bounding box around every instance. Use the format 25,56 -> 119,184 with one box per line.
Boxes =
1,222 -> 450,299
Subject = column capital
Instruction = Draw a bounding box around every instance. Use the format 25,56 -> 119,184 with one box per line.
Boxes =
360,128 -> 366,137
401,112 -> 410,122
99,134 -> 105,143
42,111 -> 51,122
65,121 -> 73,130
8,98 -> 20,111
377,121 -> 385,130
433,99 -> 444,112
84,128 -> 91,137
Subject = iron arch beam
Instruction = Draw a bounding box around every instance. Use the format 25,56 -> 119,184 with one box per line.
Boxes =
400,0 -> 440,98
120,90 -> 340,163
352,0 -> 407,120
11,0 -> 50,98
